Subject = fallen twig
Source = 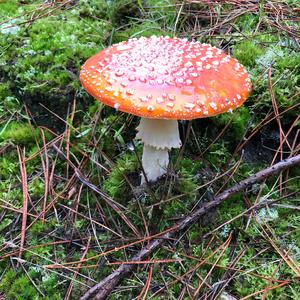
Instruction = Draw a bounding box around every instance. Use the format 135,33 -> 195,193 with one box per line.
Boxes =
80,154 -> 300,300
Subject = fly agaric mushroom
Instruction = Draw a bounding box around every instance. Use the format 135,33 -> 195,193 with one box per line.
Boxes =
80,36 -> 251,183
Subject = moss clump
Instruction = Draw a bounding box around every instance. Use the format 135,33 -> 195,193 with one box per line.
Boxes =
0,268 -> 63,300
248,45 -> 300,118
78,0 -> 109,19
103,153 -> 139,200
0,1 -> 19,16
0,270 -> 37,300
0,154 -> 19,180
12,17 -> 110,98
233,41 -> 264,67
212,107 -> 251,142
0,122 -> 38,144
236,14 -> 260,33
161,158 -> 201,220
0,2 -> 111,129
28,177 -> 45,198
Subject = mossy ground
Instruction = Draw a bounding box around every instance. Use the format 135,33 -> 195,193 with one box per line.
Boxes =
0,1 -> 299,299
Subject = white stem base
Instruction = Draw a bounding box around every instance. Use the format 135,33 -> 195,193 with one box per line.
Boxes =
141,144 -> 169,184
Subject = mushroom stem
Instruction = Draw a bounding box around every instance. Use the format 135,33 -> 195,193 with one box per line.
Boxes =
141,145 -> 169,184
136,118 -> 182,184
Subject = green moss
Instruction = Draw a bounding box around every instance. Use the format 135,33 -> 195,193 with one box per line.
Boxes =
103,153 -> 139,200
217,193 -> 244,224
0,122 -> 44,145
233,41 -> 264,67
0,83 -> 11,100
206,141 -> 230,167
247,45 -> 300,118
161,158 -> 201,220
212,107 -> 251,142
12,17 -> 110,97
78,0 -> 109,19
0,1 -> 19,16
0,153 -> 18,179
176,158 -> 201,200
28,178 -> 45,198
0,270 -> 38,300
0,3 -> 111,127
236,14 -> 259,33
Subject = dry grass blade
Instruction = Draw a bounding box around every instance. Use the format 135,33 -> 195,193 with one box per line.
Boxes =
16,146 -> 29,264
137,266 -> 153,300
108,259 -> 182,265
38,128 -> 50,222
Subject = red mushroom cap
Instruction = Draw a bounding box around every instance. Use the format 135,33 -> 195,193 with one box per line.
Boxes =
80,36 -> 251,120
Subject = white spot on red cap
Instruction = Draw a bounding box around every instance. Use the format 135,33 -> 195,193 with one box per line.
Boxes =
184,103 -> 195,109
115,70 -> 124,77
147,105 -> 154,111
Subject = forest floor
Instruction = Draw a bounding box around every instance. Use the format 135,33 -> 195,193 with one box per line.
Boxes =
0,1 -> 299,299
